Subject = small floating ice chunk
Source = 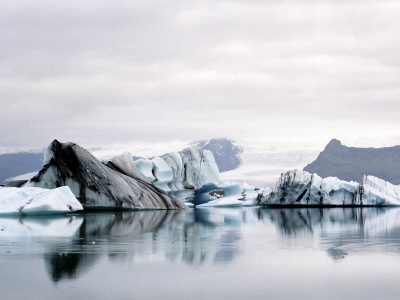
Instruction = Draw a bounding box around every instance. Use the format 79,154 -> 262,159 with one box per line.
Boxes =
0,186 -> 83,215
196,195 -> 244,207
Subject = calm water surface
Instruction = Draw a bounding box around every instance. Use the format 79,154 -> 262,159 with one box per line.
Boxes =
1,207 -> 400,299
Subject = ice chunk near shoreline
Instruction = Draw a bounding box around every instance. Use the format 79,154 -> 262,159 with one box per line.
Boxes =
0,186 -> 83,215
134,158 -> 156,182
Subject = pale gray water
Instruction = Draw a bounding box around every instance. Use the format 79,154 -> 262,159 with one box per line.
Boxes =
1,207 -> 400,299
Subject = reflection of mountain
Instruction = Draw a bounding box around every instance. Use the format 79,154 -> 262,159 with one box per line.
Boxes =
261,207 -> 400,259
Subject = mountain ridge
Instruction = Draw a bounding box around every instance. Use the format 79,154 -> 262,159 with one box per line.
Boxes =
304,139 -> 400,185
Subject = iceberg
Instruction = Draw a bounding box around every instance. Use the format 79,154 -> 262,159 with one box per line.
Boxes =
107,152 -> 149,183
151,157 -> 174,191
134,158 -> 156,182
260,170 -> 400,206
128,145 -> 248,206
180,146 -> 224,189
363,175 -> 400,205
134,146 -> 225,192
241,190 -> 260,206
196,195 -> 244,208
25,140 -> 185,210
163,152 -> 185,190
0,186 -> 83,215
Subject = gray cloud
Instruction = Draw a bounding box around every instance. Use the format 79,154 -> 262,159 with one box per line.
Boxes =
0,0 -> 399,150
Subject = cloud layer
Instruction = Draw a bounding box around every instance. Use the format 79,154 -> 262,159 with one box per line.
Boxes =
1,0 -> 399,149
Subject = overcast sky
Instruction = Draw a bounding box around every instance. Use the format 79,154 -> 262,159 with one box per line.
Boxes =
0,0 -> 399,152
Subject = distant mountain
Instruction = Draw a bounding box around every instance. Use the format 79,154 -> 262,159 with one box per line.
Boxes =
304,139 -> 400,185
0,152 -> 44,183
190,138 -> 243,172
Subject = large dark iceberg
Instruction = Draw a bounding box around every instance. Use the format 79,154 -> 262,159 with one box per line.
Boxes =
25,140 -> 185,210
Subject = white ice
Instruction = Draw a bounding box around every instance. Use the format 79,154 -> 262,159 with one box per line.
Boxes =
0,186 -> 83,215
163,152 -> 185,190
151,157 -> 174,184
196,195 -> 244,207
135,146 -> 225,193
134,158 -> 156,182
363,175 -> 400,205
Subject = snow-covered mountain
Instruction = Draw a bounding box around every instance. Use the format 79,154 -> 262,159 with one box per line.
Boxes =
189,138 -> 242,172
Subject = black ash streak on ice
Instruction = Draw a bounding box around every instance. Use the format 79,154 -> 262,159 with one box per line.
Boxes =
260,169 -> 400,207
28,140 -> 185,210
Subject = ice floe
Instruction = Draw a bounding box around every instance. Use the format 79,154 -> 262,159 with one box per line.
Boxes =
0,186 -> 82,215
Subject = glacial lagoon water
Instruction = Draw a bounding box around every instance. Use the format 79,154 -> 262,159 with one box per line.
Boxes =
1,207 -> 400,300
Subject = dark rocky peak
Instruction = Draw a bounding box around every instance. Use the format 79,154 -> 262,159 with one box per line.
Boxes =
304,139 -> 400,185
324,139 -> 343,150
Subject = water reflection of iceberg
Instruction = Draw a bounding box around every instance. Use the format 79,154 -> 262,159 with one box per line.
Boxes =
44,210 -> 183,282
40,208 -> 253,282
260,207 -> 400,259
162,208 -> 251,265
0,215 -> 83,237
4,206 -> 398,283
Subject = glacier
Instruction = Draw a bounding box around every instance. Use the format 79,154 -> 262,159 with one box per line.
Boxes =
260,169 -> 400,206
25,140 -> 185,210
0,186 -> 83,215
